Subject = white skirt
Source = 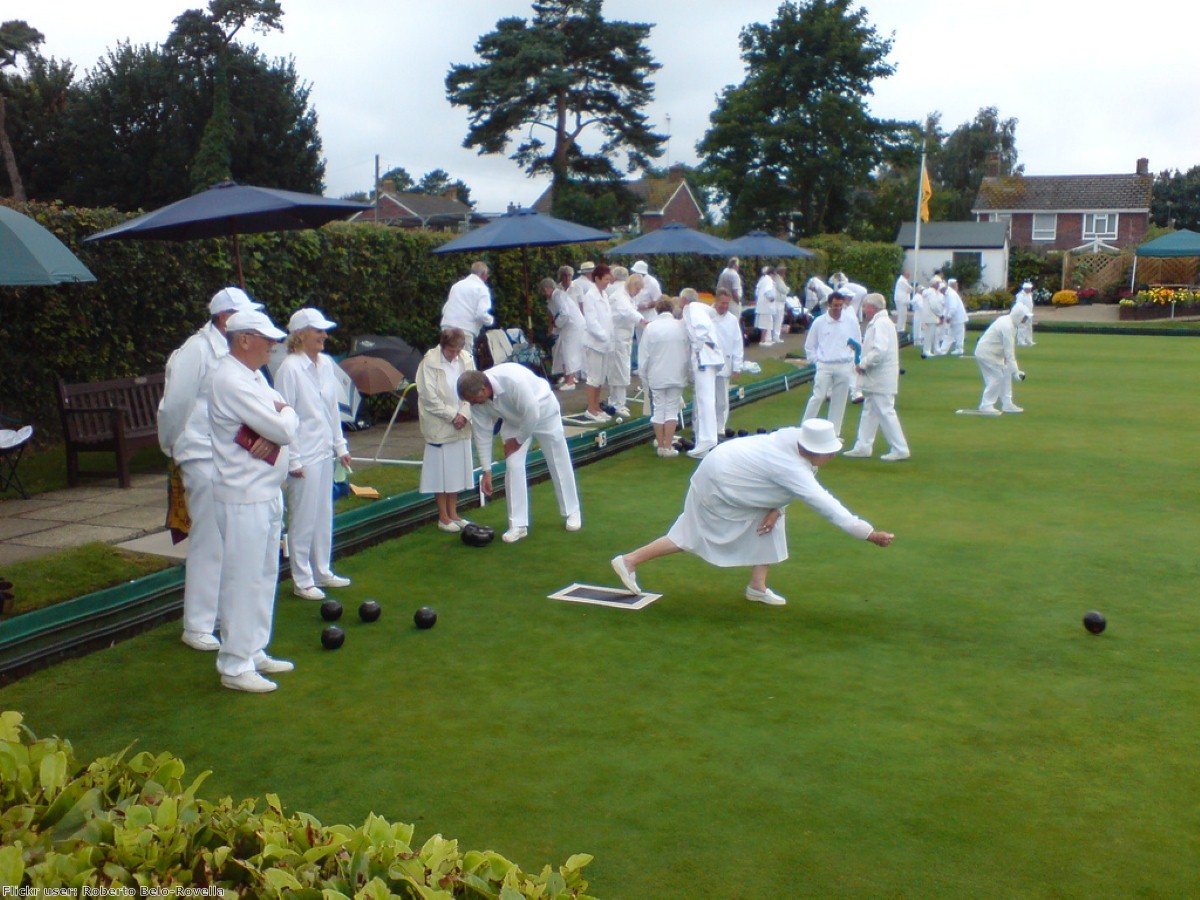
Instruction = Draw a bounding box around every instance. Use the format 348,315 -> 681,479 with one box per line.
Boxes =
419,438 -> 474,494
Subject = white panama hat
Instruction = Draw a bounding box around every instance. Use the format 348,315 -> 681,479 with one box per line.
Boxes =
798,419 -> 843,455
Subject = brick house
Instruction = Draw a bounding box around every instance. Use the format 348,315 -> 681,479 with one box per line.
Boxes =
972,159 -> 1153,251
532,169 -> 703,232
351,185 -> 485,231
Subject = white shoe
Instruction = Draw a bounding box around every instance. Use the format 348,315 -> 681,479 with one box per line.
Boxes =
557,383 -> 576,392
255,656 -> 295,674
611,555 -> 642,594
221,671 -> 278,693
437,520 -> 463,533
1001,405 -> 1024,414
880,451 -> 911,462
181,631 -> 220,652
584,409 -> 611,423
294,585 -> 326,601
502,526 -> 528,543
686,443 -> 716,459
565,511 -> 582,532
615,407 -> 631,418
315,574 -> 351,588
978,408 -> 1002,417
842,447 -> 872,458
659,447 -> 679,458
746,585 -> 787,606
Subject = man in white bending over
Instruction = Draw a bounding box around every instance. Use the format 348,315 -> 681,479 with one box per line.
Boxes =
843,294 -> 910,461
459,363 -> 582,544
440,260 -> 494,342
159,286 -> 263,652
801,291 -> 861,437
965,305 -> 1029,416
208,309 -> 299,693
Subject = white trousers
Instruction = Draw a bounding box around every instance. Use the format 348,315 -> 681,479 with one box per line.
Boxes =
1017,317 -> 1035,345
895,301 -> 909,334
940,322 -> 966,355
771,312 -> 785,344
803,361 -> 854,435
214,494 -> 283,677
180,459 -> 221,637
502,411 -> 580,529
922,323 -> 941,357
286,456 -> 334,589
911,315 -> 923,345
714,374 -> 731,434
690,361 -> 719,446
977,356 -> 1014,410
850,392 -> 909,455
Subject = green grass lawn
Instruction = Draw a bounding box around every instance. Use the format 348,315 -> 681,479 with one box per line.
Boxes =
3,334 -> 1199,897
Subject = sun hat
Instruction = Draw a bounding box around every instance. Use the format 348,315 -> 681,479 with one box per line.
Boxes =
579,261 -> 595,273
631,260 -> 649,275
225,309 -> 286,341
1021,281 -> 1033,290
287,308 -> 337,332
797,419 -> 843,455
209,286 -> 263,316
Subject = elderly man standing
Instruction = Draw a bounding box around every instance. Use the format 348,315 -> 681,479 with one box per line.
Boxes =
459,363 -> 582,544
209,309 -> 298,693
1013,281 -> 1036,346
893,271 -> 914,334
158,286 -> 262,653
711,287 -> 744,435
441,261 -> 494,342
716,257 -> 743,315
941,277 -> 969,356
844,294 -> 910,461
918,277 -> 946,358
754,266 -> 778,346
801,291 -> 861,437
581,262 -> 616,422
681,288 -> 722,459
962,305 -> 1029,416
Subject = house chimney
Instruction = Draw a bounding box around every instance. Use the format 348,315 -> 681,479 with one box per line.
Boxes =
986,153 -> 1001,177
442,186 -> 459,201
1136,157 -> 1149,175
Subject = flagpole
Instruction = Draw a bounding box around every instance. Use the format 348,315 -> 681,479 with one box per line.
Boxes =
913,146 -> 927,284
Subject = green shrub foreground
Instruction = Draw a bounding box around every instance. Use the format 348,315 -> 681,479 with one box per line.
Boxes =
0,712 -> 593,897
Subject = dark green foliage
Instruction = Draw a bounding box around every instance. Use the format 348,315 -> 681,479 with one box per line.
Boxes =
803,233 -> 904,293
697,0 -> 907,237
1151,165 -> 1200,231
931,106 -> 1022,221
550,179 -> 640,230
445,0 -> 664,184
1009,247 -> 1063,292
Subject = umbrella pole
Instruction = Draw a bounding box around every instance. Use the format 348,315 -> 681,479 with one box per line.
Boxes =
523,246 -> 533,331
233,230 -> 245,289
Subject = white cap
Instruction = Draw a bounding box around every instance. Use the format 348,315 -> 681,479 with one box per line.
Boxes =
797,419 -> 843,455
1021,282 -> 1033,290
225,309 -> 286,341
287,308 -> 337,333
209,286 -> 263,316
631,260 -> 649,275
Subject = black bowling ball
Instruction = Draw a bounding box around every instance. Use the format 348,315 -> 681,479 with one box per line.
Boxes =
321,626 -> 345,650
320,600 -> 343,622
358,599 -> 382,623
414,606 -> 438,630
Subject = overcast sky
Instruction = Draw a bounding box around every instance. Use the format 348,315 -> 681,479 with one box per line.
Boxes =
21,0 -> 1200,213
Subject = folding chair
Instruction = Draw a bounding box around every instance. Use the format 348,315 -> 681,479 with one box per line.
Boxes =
0,424 -> 33,499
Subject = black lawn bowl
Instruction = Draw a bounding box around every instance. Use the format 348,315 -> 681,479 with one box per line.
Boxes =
757,427 -> 768,434
724,428 -> 735,439
1083,611 -> 1107,634
358,599 -> 382,623
320,600 -> 343,622
461,523 -> 495,547
321,625 -> 345,650
414,606 -> 438,630
677,437 -> 695,452
737,429 -> 749,437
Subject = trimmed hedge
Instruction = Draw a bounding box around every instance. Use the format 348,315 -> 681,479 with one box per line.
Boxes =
0,710 -> 595,897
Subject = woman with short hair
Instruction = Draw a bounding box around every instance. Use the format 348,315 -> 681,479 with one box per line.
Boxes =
416,327 -> 476,532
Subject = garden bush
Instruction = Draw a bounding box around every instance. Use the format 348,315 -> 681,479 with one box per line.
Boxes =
1051,290 -> 1079,306
0,711 -> 594,897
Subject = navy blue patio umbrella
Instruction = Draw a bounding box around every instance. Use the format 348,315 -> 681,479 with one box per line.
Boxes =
726,230 -> 815,259
606,223 -> 735,293
432,207 -> 613,325
84,181 -> 370,288
0,206 -> 96,286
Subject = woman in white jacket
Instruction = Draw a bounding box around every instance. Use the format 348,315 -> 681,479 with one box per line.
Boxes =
275,308 -> 352,601
417,328 -> 477,532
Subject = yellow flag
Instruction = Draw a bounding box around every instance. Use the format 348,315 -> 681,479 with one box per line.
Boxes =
919,165 -> 932,223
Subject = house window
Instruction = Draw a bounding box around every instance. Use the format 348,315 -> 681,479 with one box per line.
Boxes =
1083,212 -> 1118,239
1032,213 -> 1057,242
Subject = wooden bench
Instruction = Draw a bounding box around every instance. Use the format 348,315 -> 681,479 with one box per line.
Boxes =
56,373 -> 165,488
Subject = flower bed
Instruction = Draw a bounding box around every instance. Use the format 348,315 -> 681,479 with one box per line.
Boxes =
1118,286 -> 1200,319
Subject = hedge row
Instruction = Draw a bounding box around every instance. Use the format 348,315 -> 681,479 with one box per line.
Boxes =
0,710 -> 595,897
2,203 -> 904,438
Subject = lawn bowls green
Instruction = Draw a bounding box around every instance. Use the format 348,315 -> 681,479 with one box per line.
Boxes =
1083,610 -> 1107,634
414,606 -> 438,630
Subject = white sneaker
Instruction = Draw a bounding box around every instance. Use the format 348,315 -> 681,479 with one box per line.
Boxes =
686,443 -> 716,459
746,585 -> 787,606
842,447 -> 872,458
437,520 -> 464,533
880,451 -> 911,462
221,671 -> 278,693
659,447 -> 679,458
565,511 -> 582,532
502,526 -> 528,543
1001,405 -> 1024,414
315,574 -> 351,588
181,632 -> 220,652
611,555 -> 641,594
977,408 -> 1002,417
294,585 -> 326,601
255,656 -> 295,674
585,409 -> 611,423
615,406 -> 631,418
557,383 -> 576,392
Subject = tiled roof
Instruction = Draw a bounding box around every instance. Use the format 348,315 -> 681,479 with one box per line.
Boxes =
530,174 -> 691,215
895,221 -> 1008,249
351,191 -> 475,224
973,174 -> 1153,212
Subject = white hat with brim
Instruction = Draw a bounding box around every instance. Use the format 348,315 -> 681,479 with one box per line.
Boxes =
209,286 -> 264,316
225,309 -> 286,341
287,308 -> 337,333
798,419 -> 843,455
631,260 -> 649,275
579,261 -> 595,273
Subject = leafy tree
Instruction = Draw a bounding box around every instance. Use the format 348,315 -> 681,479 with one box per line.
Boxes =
0,19 -> 45,200
931,106 -> 1021,220
445,0 -> 665,197
379,166 -> 415,192
1151,166 -> 1200,231
416,168 -> 473,207
697,0 -> 906,238
0,53 -> 74,200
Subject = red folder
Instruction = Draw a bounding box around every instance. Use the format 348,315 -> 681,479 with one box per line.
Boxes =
235,424 -> 279,465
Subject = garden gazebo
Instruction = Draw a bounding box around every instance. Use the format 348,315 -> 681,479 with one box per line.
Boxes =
1130,229 -> 1200,288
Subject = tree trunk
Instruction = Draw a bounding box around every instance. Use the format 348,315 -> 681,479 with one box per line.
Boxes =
0,95 -> 28,201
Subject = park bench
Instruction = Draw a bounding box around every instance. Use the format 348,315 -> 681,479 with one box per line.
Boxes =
56,373 -> 165,489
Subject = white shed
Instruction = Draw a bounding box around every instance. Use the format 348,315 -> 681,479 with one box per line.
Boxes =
896,222 -> 1009,292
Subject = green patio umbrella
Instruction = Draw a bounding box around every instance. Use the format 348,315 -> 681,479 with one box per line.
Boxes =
0,206 -> 96,286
